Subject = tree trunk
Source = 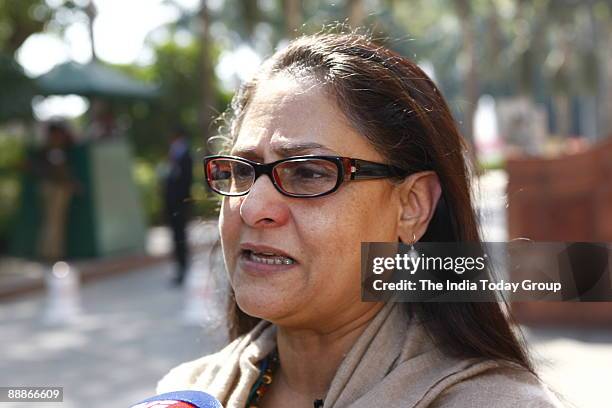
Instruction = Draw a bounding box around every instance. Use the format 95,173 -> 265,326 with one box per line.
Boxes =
283,0 -> 301,38
553,93 -> 572,137
588,0 -> 609,140
347,0 -> 365,27
199,0 -> 216,147
240,0 -> 259,37
85,1 -> 98,61
602,16 -> 612,138
453,0 -> 479,167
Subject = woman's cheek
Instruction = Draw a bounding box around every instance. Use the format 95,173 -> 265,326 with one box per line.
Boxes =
305,213 -> 363,281
219,199 -> 240,279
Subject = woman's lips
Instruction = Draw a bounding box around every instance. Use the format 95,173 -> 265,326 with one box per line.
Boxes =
238,249 -> 298,276
239,243 -> 297,262
248,251 -> 295,265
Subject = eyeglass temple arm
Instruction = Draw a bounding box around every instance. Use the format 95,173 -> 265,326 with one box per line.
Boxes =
349,159 -> 407,180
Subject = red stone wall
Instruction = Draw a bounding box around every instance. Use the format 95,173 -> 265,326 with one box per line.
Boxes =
506,137 -> 612,325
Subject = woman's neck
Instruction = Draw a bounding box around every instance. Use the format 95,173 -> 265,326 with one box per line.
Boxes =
274,303 -> 384,400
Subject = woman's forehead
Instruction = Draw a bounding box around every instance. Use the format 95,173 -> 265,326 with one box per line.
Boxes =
233,75 -> 381,161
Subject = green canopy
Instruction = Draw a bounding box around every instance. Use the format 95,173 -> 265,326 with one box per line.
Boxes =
36,60 -> 159,99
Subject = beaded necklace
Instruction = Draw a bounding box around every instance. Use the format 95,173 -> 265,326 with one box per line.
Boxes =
244,349 -> 325,408
246,348 -> 279,408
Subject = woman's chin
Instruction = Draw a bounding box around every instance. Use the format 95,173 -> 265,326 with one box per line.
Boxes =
234,290 -> 297,321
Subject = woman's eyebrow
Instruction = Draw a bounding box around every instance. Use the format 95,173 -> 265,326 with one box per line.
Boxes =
274,142 -> 338,157
232,142 -> 339,159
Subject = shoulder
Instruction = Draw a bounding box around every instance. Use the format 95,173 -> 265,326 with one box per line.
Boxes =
429,363 -> 565,408
156,352 -> 222,393
156,338 -> 242,394
156,320 -> 276,397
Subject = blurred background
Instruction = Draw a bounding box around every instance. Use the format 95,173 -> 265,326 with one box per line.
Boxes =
0,0 -> 611,407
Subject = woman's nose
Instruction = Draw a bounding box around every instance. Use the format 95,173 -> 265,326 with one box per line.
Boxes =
238,174 -> 290,228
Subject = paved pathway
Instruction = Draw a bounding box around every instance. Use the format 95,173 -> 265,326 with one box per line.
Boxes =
0,259 -> 227,408
526,326 -> 612,408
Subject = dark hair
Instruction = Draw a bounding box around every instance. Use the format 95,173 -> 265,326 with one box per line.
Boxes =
173,125 -> 189,138
46,120 -> 75,146
222,32 -> 533,372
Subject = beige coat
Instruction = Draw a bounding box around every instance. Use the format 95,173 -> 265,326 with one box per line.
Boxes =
157,302 -> 564,407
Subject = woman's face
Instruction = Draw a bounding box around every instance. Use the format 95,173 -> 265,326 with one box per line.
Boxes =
220,74 -> 400,329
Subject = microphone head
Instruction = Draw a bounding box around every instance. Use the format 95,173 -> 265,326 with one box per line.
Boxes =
130,390 -> 223,408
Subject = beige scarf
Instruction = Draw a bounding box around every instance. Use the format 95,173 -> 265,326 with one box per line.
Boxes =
157,302 -> 563,407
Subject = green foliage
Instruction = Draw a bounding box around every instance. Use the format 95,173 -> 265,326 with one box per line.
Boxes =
132,158 -> 220,226
0,0 -> 52,54
132,158 -> 163,225
0,0 -> 53,124
192,181 -> 221,221
110,39 -> 229,161
0,53 -> 36,122
0,131 -> 25,169
0,175 -> 19,251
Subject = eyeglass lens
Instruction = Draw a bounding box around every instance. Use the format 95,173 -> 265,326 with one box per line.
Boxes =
206,158 -> 340,196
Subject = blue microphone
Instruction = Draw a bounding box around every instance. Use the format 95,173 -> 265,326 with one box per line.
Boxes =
130,390 -> 223,408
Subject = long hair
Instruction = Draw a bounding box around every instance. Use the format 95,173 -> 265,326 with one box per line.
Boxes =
221,32 -> 533,372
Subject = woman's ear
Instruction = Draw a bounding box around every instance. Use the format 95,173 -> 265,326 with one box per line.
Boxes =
396,171 -> 442,242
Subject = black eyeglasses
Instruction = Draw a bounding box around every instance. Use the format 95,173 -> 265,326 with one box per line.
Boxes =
203,155 -> 408,198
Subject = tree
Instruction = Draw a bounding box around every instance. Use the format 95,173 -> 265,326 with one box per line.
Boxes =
453,0 -> 479,160
347,0 -> 365,27
0,0 -> 55,123
0,54 -> 35,122
198,0 -> 217,147
0,0 -> 53,55
283,0 -> 302,38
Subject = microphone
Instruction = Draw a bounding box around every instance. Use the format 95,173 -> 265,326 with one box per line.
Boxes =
130,390 -> 223,408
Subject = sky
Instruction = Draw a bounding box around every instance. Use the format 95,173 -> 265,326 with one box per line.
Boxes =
15,0 -> 261,119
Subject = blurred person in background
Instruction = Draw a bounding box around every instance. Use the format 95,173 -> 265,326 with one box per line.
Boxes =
30,120 -> 80,263
156,33 -> 564,407
164,125 -> 193,286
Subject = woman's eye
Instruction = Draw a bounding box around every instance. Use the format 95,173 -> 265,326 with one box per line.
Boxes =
232,165 -> 252,179
293,165 -> 333,180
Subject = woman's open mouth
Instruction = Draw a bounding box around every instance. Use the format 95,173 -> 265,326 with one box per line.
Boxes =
238,246 -> 298,276
243,249 -> 296,265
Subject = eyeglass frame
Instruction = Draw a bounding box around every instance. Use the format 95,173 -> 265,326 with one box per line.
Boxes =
203,154 -> 409,198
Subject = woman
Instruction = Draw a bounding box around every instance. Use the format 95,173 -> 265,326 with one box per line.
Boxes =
32,121 -> 80,262
158,33 -> 563,407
